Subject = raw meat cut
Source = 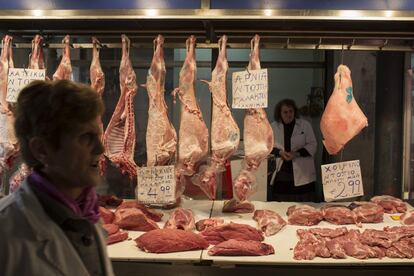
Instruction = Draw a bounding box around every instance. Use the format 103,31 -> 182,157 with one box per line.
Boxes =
200,222 -> 264,245
53,35 -> 72,80
370,195 -> 407,213
99,206 -> 115,224
173,35 -> 208,176
195,35 -> 240,199
164,208 -> 195,231
349,201 -> 384,223
103,35 -> 138,178
401,211 -> 414,226
233,169 -> 256,202
117,200 -> 163,222
287,204 -> 323,226
253,209 -> 286,236
145,35 -> 177,167
135,228 -> 208,253
222,198 -> 255,213
98,194 -> 123,207
320,64 -> 368,154
102,224 -> 129,245
195,218 -> 224,231
102,223 -> 119,235
208,239 -> 274,256
321,205 -> 357,225
114,207 -> 159,231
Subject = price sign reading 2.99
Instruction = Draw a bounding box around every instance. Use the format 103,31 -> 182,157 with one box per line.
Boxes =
137,165 -> 176,204
321,160 -> 364,202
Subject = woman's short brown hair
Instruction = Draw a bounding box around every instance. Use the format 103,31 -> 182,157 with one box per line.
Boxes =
274,98 -> 299,122
14,80 -> 104,169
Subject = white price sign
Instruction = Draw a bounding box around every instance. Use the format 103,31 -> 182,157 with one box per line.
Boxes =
232,68 -> 268,109
321,160 -> 364,202
7,68 -> 46,103
136,165 -> 176,204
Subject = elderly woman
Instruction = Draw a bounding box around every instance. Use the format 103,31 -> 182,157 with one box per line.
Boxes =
269,99 -> 317,202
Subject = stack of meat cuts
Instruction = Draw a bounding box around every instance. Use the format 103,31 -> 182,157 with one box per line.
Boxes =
321,205 -> 357,225
98,207 -> 128,244
253,209 -> 286,236
348,201 -> 384,223
0,35 -> 18,176
135,228 -> 208,253
194,35 -> 240,199
200,222 -> 264,245
287,205 -> 323,226
370,195 -> 407,213
320,64 -> 368,155
103,35 -> 138,178
145,35 -> 177,167
208,239 -> 274,256
232,35 -> 273,211
53,35 -> 72,80
164,208 -> 195,231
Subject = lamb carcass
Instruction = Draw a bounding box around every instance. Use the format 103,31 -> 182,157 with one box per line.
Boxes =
53,35 -> 72,80
194,35 -> 240,199
145,35 -> 177,166
103,35 -> 138,178
173,35 -> 208,176
320,64 -> 368,154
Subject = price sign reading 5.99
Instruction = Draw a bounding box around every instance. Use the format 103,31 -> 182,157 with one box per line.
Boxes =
136,165 -> 176,204
321,160 -> 364,202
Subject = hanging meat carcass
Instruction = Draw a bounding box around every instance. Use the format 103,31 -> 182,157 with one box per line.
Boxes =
233,34 -> 273,204
193,35 -> 240,200
320,64 -> 368,155
103,35 -> 138,178
145,35 -> 177,166
173,35 -> 209,176
0,35 -> 19,176
53,35 -> 72,81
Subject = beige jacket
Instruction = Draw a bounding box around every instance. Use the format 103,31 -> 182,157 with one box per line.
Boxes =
0,180 -> 114,276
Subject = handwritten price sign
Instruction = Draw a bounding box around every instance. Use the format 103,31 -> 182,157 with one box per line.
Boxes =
321,160 -> 364,202
136,165 -> 176,204
7,68 -> 46,103
232,68 -> 268,109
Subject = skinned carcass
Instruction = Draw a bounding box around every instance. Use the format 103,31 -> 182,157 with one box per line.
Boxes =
53,35 -> 72,80
103,35 -> 138,178
320,64 -> 368,154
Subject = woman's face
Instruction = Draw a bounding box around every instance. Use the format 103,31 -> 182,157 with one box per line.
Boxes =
280,104 -> 295,124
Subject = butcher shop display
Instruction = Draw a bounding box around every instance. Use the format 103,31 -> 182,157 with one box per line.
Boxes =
320,64 -> 368,155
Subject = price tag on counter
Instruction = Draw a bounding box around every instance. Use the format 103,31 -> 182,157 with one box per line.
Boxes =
136,165 -> 176,204
321,160 -> 364,202
232,68 -> 268,109
6,68 -> 46,103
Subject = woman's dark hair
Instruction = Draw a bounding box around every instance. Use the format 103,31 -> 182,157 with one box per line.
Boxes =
274,98 -> 299,122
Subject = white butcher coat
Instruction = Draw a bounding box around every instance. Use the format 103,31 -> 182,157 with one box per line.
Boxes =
270,118 -> 317,187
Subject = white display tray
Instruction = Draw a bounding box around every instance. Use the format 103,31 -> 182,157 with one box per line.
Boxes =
107,199 -> 214,263
202,200 -> 414,266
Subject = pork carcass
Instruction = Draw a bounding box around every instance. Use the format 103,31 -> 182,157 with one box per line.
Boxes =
164,208 -> 195,231
145,35 -> 177,166
200,222 -> 264,245
195,218 -> 224,231
113,207 -> 159,231
287,204 -> 323,226
208,239 -> 274,256
320,64 -> 368,155
173,35 -> 208,176
53,35 -> 72,80
0,35 -> 19,175
135,228 -> 209,253
370,195 -> 407,213
194,35 -> 240,199
401,211 -> 414,226
233,35 -> 273,203
103,35 -> 138,178
253,209 -> 286,236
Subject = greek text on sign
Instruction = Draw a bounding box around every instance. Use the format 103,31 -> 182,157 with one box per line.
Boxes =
7,68 -> 46,103
321,160 -> 364,202
136,165 -> 176,204
232,68 -> 268,109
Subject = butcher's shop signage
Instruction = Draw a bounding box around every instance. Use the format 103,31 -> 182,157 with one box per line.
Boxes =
7,68 -> 46,103
232,68 -> 268,109
136,165 -> 176,204
321,160 -> 364,202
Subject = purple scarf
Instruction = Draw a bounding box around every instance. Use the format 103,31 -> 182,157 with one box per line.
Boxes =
28,171 -> 100,224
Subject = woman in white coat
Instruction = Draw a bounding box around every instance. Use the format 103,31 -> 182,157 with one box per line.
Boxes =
268,99 -> 317,202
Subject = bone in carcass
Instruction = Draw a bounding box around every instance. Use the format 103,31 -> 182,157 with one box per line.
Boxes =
173,35 -> 208,176
222,198 -> 255,213
208,239 -> 274,256
53,35 -> 72,80
135,228 -> 209,253
320,64 -> 368,155
113,207 -> 159,231
200,222 -> 264,245
253,209 -> 286,236
116,200 -> 163,222
194,35 -> 240,199
103,35 -> 138,178
195,218 -> 224,231
164,208 -> 195,231
287,204 -> 323,226
0,35 -> 19,176
232,35 -> 273,203
145,35 -> 177,166
370,195 -> 407,214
